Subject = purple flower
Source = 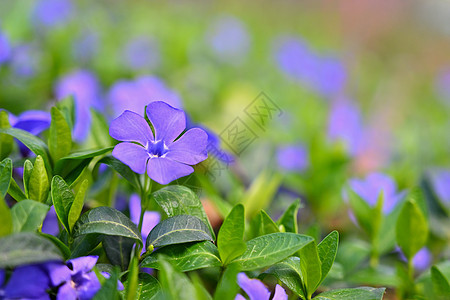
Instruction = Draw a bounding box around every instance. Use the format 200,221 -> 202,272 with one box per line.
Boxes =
110,101 -> 208,185
196,124 -> 234,165
122,36 -> 160,71
129,194 -> 160,248
32,0 -> 73,28
2,264 -> 51,299
429,169 -> 450,205
398,247 -> 432,272
235,273 -> 287,300
10,44 -> 42,78
276,144 -> 309,172
347,172 -> 405,214
314,56 -> 347,97
327,98 -> 363,156
73,31 -> 99,64
206,15 -> 250,64
55,69 -> 102,141
42,206 -> 60,236
108,76 -> 182,118
0,31 -> 11,65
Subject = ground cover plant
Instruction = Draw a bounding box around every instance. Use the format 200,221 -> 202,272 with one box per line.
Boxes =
0,1 -> 449,299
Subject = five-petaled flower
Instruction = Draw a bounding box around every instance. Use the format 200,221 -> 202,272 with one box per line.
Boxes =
110,101 -> 208,185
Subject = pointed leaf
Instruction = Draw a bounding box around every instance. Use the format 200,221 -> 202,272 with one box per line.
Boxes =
7,178 -> 26,202
158,256 -> 197,300
141,241 -> 222,272
0,158 -> 12,197
229,233 -> 313,271
146,215 -> 212,249
0,110 -> 13,159
98,156 -> 140,189
431,266 -> 450,299
49,106 -> 72,162
299,240 -> 322,298
121,273 -> 162,300
314,287 -> 385,300
277,199 -> 301,233
51,175 -> 75,232
54,147 -> 114,175
262,257 -> 305,298
56,95 -> 75,129
317,231 -> 339,283
11,200 -> 49,232
217,204 -> 246,265
23,159 -> 33,197
68,179 -> 88,231
214,265 -> 240,300
28,155 -> 50,202
103,235 -> 134,271
0,195 -> 12,237
93,266 -> 120,300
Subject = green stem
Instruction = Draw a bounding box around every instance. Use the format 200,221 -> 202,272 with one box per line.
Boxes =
370,250 -> 379,268
137,175 -> 150,233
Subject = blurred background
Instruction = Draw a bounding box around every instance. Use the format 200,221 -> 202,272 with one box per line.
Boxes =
1,0 -> 449,274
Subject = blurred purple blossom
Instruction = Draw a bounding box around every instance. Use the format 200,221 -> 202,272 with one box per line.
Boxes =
110,101 -> 208,185
0,31 -> 11,65
347,172 -> 405,214
435,67 -> 450,105
109,76 -> 182,118
236,272 -> 287,300
10,44 -> 41,78
276,144 -> 309,172
196,124 -> 234,165
122,36 -> 160,71
32,0 -> 73,28
327,98 -> 363,156
2,264 -> 51,299
398,247 -> 432,272
206,15 -> 250,64
129,194 -> 160,249
429,168 -> 450,204
73,31 -> 99,64
55,69 -> 102,141
42,206 -> 60,236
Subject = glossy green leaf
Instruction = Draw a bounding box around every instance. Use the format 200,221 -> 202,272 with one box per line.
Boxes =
0,158 -> 12,197
277,199 -> 301,233
11,200 -> 49,232
56,95 -> 75,129
153,185 -> 215,239
317,231 -> 339,283
0,195 -> 12,237
299,240 -> 322,298
98,156 -> 140,189
431,266 -> 450,299
214,265 -> 240,300
158,256 -> 197,300
51,175 -> 75,233
68,179 -> 88,231
217,204 -> 246,265
93,267 -> 120,300
396,199 -> 428,260
39,233 -> 71,260
54,147 -> 114,175
229,233 -> 313,271
0,232 -> 63,268
70,234 -> 102,258
121,273 -> 162,300
7,178 -> 27,202
262,257 -> 305,298
146,215 -> 212,249
0,110 -> 13,159
23,159 -> 33,197
28,155 -> 50,202
73,206 -> 142,244
0,128 -> 51,172
314,287 -> 385,300
103,235 -> 135,271
141,241 -> 222,272
49,106 -> 72,162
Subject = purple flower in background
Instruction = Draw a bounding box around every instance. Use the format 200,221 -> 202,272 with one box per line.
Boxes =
276,144 -> 309,172
195,124 -> 234,165
10,44 -> 41,78
110,101 -> 208,185
412,247 -> 432,271
435,67 -> 450,106
109,76 -> 182,118
429,169 -> 450,205
314,56 -> 347,97
55,69 -> 102,141
235,273 -> 287,300
327,98 -> 363,156
42,206 -> 60,236
348,173 -> 405,214
206,15 -> 250,64
32,0 -> 73,28
73,31 -> 99,64
122,36 -> 160,71
2,264 -> 52,299
0,31 -> 11,65
129,194 -> 160,249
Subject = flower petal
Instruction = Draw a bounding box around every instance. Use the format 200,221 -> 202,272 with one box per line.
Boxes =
147,157 -> 193,185
272,284 -> 288,300
237,273 -> 271,300
109,110 -> 153,146
45,262 -> 71,286
166,128 -> 208,165
146,101 -> 185,143
67,256 -> 98,274
76,272 -> 101,300
4,265 -> 50,299
112,142 -> 149,174
57,282 -> 77,300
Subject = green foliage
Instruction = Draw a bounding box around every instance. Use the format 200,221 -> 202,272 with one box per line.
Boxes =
277,199 -> 301,233
0,110 -> 13,160
299,240 -> 322,299
121,273 -> 162,300
51,175 -> 76,233
217,204 -> 246,265
49,106 -> 72,162
11,200 -> 49,232
0,158 -> 12,198
313,287 -> 385,300
28,155 -> 50,202
0,195 -> 12,237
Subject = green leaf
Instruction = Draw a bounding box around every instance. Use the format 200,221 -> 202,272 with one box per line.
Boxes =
7,178 -> 27,202
396,199 -> 428,260
431,266 -> 450,299
217,204 -> 246,265
229,233 -> 313,271
98,156 -> 140,189
214,265 -> 240,300
28,155 -> 50,202
126,255 -> 139,300
277,199 -> 301,233
317,231 -> 339,283
192,273 -> 213,300
11,200 -> 49,232
0,158 -> 12,197
347,189 -> 375,237
54,147 -> 114,175
0,195 -> 12,237
73,206 -> 142,244
0,127 -> 51,172
158,256 -> 197,300
348,265 -> 399,287
141,241 -> 222,272
88,109 -> 114,148
121,273 -> 162,300
93,267 -> 120,300
248,210 -> 280,239
39,233 -> 71,260
23,159 -> 33,197
146,215 -> 213,249
70,234 -> 103,258
153,185 -> 215,239
0,232 -> 63,267
299,240 -> 322,298
0,110 -> 13,159
103,235 -> 134,271
243,171 -> 282,218
51,175 -> 75,233
313,287 -> 385,300
262,257 -> 305,298
49,106 -> 72,162
56,95 -> 75,129
68,179 -> 88,231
